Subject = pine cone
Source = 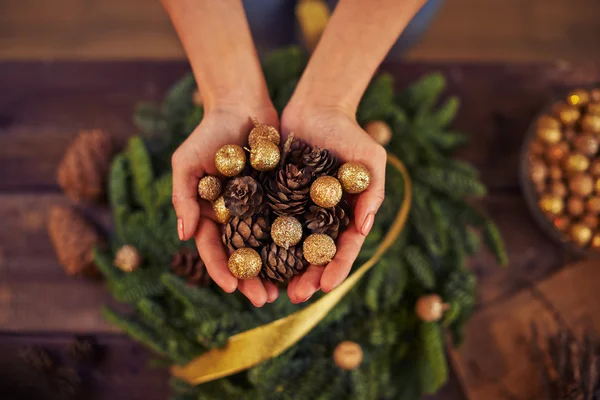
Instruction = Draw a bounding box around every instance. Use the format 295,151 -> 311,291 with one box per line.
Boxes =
304,204 -> 350,239
171,247 -> 210,286
223,215 -> 270,252
261,243 -> 308,283
48,206 -> 102,277
67,335 -> 100,363
267,164 -> 313,216
20,346 -> 55,373
223,176 -> 264,218
287,138 -> 311,166
302,147 -> 339,175
57,129 -> 115,203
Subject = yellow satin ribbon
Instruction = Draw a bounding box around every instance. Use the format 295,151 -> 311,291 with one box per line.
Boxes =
172,154 -> 412,385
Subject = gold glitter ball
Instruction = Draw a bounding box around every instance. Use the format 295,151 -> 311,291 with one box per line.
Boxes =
248,118 -> 281,148
539,194 -> 564,216
333,341 -> 363,371
303,233 -> 336,266
549,165 -> 563,181
227,248 -> 262,280
415,294 -> 449,322
536,127 -> 562,145
569,173 -> 594,197
364,120 -> 392,146
310,176 -> 343,208
586,196 -> 600,213
546,142 -> 569,164
566,197 -> 585,217
114,244 -> 141,273
537,114 -> 561,130
271,216 -> 303,249
529,160 -> 547,184
567,89 -> 590,107
212,195 -> 231,224
582,214 -> 598,229
574,134 -> 599,157
591,234 -> 600,250
591,160 -> 600,177
250,140 -> 280,171
197,176 -> 222,202
553,102 -> 581,126
587,102 -> 600,115
570,223 -> 592,247
581,114 -> 600,134
337,162 -> 371,194
215,144 -> 246,177
550,181 -> 567,198
565,153 -> 590,173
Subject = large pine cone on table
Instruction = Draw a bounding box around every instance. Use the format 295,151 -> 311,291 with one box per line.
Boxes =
266,164 -> 313,216
304,204 -> 350,240
170,247 -> 210,286
57,129 -> 115,203
260,243 -> 308,283
302,147 -> 339,176
223,176 -> 264,218
222,215 -> 270,252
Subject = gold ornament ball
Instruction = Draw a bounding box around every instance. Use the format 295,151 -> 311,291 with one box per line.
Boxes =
365,120 -> 392,146
567,89 -> 590,107
333,341 -> 363,371
250,140 -> 280,171
114,244 -> 141,273
567,197 -> 585,217
248,118 -> 281,148
569,173 -> 594,197
591,234 -> 600,250
337,162 -> 371,194
529,140 -> 545,156
228,248 -> 262,280
310,176 -> 343,208
303,233 -> 336,266
591,160 -> 600,177
565,153 -> 590,173
581,114 -> 600,134
553,102 -> 581,126
550,181 -> 567,198
415,294 -> 449,322
197,176 -> 222,202
549,166 -> 563,181
574,134 -> 599,157
212,195 -> 232,224
530,160 -> 547,184
570,223 -> 592,247
553,216 -> 570,232
536,127 -> 562,145
539,194 -> 564,216
271,216 -> 303,249
588,102 -> 600,115
537,114 -> 561,130
586,196 -> 600,214
546,142 -> 569,164
582,214 -> 598,229
215,144 -> 246,177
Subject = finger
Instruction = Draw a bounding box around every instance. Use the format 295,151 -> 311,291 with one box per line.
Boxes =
238,278 -> 268,307
354,150 -> 387,236
321,225 -> 366,292
194,218 -> 237,293
287,276 -> 301,304
293,265 -> 324,302
198,199 -> 217,222
172,148 -> 203,240
264,281 -> 279,303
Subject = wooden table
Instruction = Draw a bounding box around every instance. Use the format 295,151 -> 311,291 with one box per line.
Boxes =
1,61 -> 599,399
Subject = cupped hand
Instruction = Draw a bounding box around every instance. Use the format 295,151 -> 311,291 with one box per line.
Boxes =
281,104 -> 387,303
171,104 -> 280,306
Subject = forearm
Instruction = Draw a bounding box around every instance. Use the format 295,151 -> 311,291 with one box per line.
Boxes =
162,0 -> 271,111
291,0 -> 426,114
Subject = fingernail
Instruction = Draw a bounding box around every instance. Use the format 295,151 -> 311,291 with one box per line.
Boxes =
177,218 -> 184,240
361,213 -> 375,236
300,294 -> 313,302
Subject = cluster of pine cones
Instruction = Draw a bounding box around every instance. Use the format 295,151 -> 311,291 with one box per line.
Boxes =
220,127 -> 350,283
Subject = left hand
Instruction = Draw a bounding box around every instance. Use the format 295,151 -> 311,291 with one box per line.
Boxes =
280,102 -> 387,303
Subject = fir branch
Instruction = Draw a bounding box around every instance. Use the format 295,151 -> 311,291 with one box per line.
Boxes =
134,102 -> 167,136
93,247 -> 122,282
431,96 -> 460,128
262,47 -> 307,98
103,308 -> 169,357
153,172 -> 173,209
357,74 -> 395,124
483,220 -> 509,266
398,72 -> 445,115
417,322 -> 448,394
413,166 -> 487,198
109,154 -> 132,238
404,246 -> 436,289
109,269 -> 164,304
126,137 -> 155,211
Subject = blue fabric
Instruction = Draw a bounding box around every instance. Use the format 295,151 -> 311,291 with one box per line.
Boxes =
242,0 -> 444,60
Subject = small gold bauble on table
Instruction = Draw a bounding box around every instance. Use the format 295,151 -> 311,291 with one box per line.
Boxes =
530,160 -> 547,184
550,181 -> 567,197
567,88 -> 590,107
570,223 -> 592,247
197,176 -> 222,202
568,174 -> 594,197
552,102 -> 581,126
333,341 -> 363,371
536,127 -> 562,145
303,233 -> 336,266
212,195 -> 232,224
581,114 -> 600,134
271,216 -> 303,249
310,176 -> 343,208
114,244 -> 141,272
248,118 -> 281,148
364,120 -> 392,146
415,294 -> 449,322
567,197 -> 585,217
337,161 -> 371,194
537,114 -> 560,130
574,134 -> 599,157
215,144 -> 246,177
228,248 -> 262,280
564,153 -> 590,173
539,194 -> 564,216
249,140 -> 280,171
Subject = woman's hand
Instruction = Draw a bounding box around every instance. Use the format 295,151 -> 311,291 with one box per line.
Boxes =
281,103 -> 387,303
171,104 -> 280,306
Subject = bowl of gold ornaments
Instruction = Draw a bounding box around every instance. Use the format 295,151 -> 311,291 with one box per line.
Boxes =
521,87 -> 600,254
197,118 -> 370,283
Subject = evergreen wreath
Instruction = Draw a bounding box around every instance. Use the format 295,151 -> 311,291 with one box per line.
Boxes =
95,47 -> 507,399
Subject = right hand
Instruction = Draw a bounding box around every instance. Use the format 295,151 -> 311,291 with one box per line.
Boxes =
171,104 -> 280,306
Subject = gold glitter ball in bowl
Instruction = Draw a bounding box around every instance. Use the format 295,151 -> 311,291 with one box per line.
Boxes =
568,174 -> 594,197
574,134 -> 599,157
552,102 -> 581,126
537,114 -> 561,130
333,341 -> 363,371
197,176 -> 222,202
364,120 -> 392,146
546,142 -> 569,164
248,118 -> 280,148
249,140 -> 280,171
303,233 -> 336,266
588,102 -> 600,115
582,214 -> 598,229
586,197 -> 600,213
529,160 -> 547,184
566,197 -> 584,217
536,127 -> 562,145
228,248 -> 262,280
567,88 -> 590,107
212,195 -> 231,224
539,194 -> 564,216
564,153 -> 590,173
570,223 -> 592,247
271,216 -> 303,249
591,234 -> 600,250
550,181 -> 567,197
549,166 -> 563,181
215,144 -> 246,177
337,161 -> 371,194
581,114 -> 600,134
310,176 -> 343,208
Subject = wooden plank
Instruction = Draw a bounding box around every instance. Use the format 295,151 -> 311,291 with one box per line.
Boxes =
450,259 -> 600,400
